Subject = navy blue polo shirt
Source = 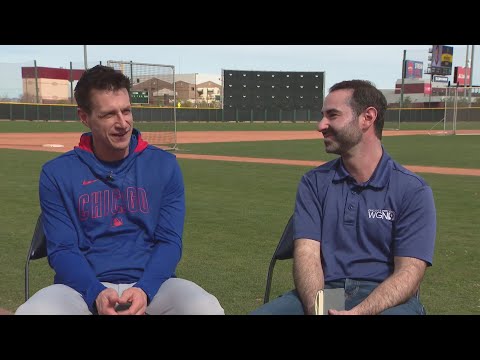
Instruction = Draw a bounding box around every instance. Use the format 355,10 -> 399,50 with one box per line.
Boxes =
293,148 -> 436,282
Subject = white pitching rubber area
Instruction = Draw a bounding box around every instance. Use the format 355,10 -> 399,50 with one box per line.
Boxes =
42,144 -> 64,148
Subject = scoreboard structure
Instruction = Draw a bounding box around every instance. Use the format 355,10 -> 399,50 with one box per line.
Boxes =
222,69 -> 325,121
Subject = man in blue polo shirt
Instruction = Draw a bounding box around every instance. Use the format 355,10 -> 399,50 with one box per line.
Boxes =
251,79 -> 436,315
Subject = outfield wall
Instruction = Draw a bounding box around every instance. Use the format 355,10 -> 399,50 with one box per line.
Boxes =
1,102 -> 480,124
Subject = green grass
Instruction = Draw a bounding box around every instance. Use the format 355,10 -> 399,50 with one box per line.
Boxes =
1,120 -> 479,133
179,135 -> 480,169
1,148 -> 479,314
386,121 -> 480,131
0,150 -> 57,311
420,174 -> 480,314
0,120 -> 316,133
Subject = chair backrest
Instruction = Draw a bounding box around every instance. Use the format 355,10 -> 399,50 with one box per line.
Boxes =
272,215 -> 294,261
263,214 -> 294,304
25,214 -> 47,301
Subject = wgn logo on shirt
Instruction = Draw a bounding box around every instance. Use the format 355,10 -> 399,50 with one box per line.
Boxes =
368,209 -> 396,221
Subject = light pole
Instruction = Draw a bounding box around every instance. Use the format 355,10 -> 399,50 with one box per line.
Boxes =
464,45 -> 470,101
83,45 -> 88,70
399,49 -> 406,129
195,73 -> 198,108
469,45 -> 475,106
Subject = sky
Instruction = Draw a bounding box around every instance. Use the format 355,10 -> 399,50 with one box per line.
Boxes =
0,45 -> 478,98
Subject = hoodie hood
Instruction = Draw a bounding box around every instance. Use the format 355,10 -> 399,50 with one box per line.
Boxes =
74,128 -> 148,183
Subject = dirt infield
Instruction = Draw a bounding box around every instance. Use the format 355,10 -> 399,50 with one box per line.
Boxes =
0,130 -> 479,176
175,154 -> 480,177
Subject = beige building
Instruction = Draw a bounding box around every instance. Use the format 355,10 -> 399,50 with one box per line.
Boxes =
21,66 -> 84,103
175,80 -> 196,101
196,81 -> 222,103
132,77 -> 173,105
132,78 -> 200,104
23,78 -> 70,102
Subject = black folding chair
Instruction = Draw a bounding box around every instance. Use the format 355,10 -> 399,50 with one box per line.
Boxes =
25,214 -> 47,301
263,215 -> 295,304
262,214 -> 422,308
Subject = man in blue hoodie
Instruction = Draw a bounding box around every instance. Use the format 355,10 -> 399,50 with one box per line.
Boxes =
16,65 -> 224,315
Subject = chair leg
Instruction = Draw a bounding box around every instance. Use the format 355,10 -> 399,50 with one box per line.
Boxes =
25,260 -> 30,302
263,259 -> 277,304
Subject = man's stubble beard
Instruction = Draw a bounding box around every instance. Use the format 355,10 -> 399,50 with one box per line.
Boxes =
324,116 -> 363,155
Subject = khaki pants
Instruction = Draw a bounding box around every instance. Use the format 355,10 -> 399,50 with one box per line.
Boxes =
15,278 -> 224,315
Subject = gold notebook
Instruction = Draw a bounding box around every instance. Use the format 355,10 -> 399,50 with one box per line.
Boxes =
315,288 -> 345,315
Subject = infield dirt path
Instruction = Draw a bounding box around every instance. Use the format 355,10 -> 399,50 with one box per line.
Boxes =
0,130 -> 479,176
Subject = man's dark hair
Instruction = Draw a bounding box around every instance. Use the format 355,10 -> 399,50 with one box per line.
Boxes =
329,80 -> 387,140
74,65 -> 131,114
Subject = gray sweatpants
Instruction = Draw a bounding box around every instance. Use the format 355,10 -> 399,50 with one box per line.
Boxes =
15,278 -> 224,315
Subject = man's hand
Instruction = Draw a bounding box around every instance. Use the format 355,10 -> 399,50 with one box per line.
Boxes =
95,288 -> 121,315
116,287 -> 148,315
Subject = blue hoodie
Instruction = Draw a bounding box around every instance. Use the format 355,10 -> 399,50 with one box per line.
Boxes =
39,129 -> 185,311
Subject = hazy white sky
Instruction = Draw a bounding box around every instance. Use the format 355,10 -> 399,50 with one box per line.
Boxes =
0,45 -> 478,97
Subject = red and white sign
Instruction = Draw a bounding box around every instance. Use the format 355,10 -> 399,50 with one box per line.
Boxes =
454,66 -> 471,86
424,83 -> 431,95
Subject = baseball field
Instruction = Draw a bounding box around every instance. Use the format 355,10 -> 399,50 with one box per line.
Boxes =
0,120 -> 479,314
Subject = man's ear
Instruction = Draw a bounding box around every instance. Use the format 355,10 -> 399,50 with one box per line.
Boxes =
362,106 -> 377,130
78,108 -> 90,129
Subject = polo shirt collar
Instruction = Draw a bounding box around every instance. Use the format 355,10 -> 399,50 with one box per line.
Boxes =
333,146 -> 392,189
